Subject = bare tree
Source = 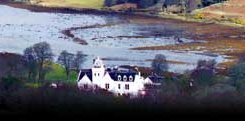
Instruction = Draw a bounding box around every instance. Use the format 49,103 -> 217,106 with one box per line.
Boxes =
23,47 -> 38,80
58,50 -> 75,80
151,54 -> 168,76
33,42 -> 54,80
73,51 -> 87,72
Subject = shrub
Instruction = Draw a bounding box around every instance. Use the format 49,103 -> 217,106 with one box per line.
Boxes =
151,54 -> 168,76
0,76 -> 24,91
191,60 -> 216,87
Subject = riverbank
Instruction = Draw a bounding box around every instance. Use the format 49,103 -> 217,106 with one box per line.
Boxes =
0,2 -> 108,14
9,0 -> 245,27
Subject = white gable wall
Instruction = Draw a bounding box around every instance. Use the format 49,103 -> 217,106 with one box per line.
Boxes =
78,74 -> 92,88
100,72 -> 114,91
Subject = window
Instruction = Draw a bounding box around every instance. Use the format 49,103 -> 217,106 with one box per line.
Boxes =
98,73 -> 100,76
105,83 -> 109,89
125,84 -> 129,90
123,75 -> 127,82
94,73 -> 96,76
118,75 -> 122,81
129,75 -> 133,82
94,85 -> 98,89
118,84 -> 121,89
84,84 -> 88,89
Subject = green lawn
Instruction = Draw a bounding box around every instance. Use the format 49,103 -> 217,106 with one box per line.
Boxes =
33,0 -> 105,9
24,63 -> 78,88
64,0 -> 104,8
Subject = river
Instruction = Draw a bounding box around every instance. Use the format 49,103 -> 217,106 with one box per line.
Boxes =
0,5 -> 228,73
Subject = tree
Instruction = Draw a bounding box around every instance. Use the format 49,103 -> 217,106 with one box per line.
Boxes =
58,50 -> 75,80
5,54 -> 24,77
23,47 -> 38,80
151,54 -> 168,76
73,51 -> 87,72
177,70 -> 194,95
202,0 -> 227,7
0,53 -> 25,79
191,59 -> 216,87
139,0 -> 158,8
196,59 -> 216,70
229,62 -> 245,92
33,42 -> 54,80
104,0 -> 118,7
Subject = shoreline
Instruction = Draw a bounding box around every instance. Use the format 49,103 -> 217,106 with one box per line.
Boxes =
1,2 -> 245,70
0,2 -> 163,20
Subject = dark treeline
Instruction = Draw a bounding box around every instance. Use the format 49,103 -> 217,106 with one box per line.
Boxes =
104,0 -> 227,9
1,43 -> 245,118
0,42 -> 86,83
104,0 -> 159,8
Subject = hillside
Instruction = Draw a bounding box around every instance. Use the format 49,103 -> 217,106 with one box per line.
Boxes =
28,0 -> 104,9
193,0 -> 245,25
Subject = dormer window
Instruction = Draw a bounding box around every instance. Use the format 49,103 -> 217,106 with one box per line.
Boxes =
118,75 -> 122,81
123,75 -> 127,82
129,75 -> 133,82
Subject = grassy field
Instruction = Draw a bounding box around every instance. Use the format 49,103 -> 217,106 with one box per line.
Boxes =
31,0 -> 105,9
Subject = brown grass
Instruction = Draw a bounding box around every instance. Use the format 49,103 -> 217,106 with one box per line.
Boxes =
194,0 -> 245,25
126,12 -> 245,70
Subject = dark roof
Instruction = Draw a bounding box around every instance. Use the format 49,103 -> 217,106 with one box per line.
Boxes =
109,71 -> 137,82
148,75 -> 164,84
78,68 -> 138,82
78,69 -> 92,81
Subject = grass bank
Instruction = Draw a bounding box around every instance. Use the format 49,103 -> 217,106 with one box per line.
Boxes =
29,0 -> 104,9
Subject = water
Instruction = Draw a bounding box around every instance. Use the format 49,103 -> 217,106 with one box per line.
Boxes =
0,5 -> 228,73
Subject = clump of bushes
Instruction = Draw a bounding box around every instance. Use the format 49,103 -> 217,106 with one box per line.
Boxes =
228,18 -> 245,25
193,13 -> 205,19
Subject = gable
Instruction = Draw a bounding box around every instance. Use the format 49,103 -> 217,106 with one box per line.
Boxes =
102,72 -> 114,82
78,74 -> 92,84
78,69 -> 92,81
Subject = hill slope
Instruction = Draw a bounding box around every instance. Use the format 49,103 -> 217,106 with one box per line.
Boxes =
193,0 -> 245,25
29,0 -> 104,9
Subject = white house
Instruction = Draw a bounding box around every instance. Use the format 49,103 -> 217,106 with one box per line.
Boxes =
77,57 -> 161,96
